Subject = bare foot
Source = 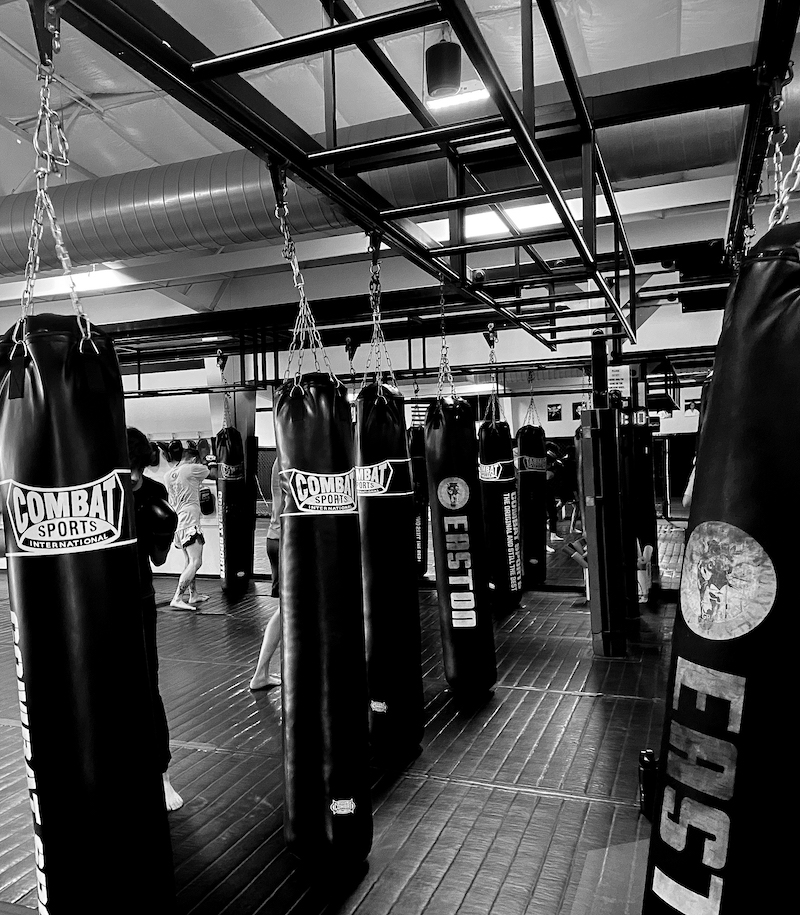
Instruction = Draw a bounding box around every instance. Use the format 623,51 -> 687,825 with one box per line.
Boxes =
249,674 -> 281,691
170,598 -> 195,611
163,773 -> 184,812
189,593 -> 210,603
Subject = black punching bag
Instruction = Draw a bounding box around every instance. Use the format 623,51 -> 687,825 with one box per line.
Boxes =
275,373 -> 372,866
408,424 -> 429,577
478,420 -> 522,612
215,424 -> 249,595
355,383 -> 423,761
425,397 -> 496,702
0,314 -> 173,913
517,424 -> 547,586
642,222 -> 799,915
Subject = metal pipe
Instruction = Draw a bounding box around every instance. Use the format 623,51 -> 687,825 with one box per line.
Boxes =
308,117 -> 509,165
380,184 -> 542,219
190,2 -> 443,79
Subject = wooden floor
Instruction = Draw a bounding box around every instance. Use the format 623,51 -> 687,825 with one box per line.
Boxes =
0,520 -> 680,914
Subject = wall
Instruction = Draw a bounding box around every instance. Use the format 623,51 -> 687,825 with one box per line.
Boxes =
653,385 -> 702,435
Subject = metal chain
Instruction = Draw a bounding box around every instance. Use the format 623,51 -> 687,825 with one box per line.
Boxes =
523,370 -> 541,426
483,323 -> 503,425
767,72 -> 800,229
274,173 -> 337,388
768,126 -> 800,228
361,245 -> 397,393
16,62 -> 94,353
436,275 -> 455,400
216,350 -> 232,429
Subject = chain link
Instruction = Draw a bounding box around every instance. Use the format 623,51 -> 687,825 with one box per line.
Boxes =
18,62 -> 93,350
523,371 -> 541,427
436,275 -> 455,400
274,172 -> 337,388
361,247 -> 397,394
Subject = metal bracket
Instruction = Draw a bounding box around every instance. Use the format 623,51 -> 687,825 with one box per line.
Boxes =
28,0 -> 66,65
368,231 -> 382,268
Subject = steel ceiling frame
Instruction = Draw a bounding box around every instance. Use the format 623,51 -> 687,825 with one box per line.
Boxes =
725,0 -> 800,262
57,0 -> 638,350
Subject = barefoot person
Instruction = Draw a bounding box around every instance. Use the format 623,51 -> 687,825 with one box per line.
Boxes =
164,443 -> 214,610
250,456 -> 282,690
128,427 -> 184,811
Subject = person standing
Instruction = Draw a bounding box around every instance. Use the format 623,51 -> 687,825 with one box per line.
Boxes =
164,443 -> 214,610
250,455 -> 282,690
128,427 -> 184,811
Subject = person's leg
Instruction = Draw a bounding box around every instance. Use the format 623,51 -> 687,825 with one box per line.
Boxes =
187,539 -> 209,603
142,598 -> 183,811
267,537 -> 280,598
171,540 -> 202,609
250,609 -> 282,690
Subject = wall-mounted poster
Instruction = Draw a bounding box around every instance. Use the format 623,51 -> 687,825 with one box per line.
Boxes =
685,399 -> 701,414
547,403 -> 562,422
572,402 -> 585,421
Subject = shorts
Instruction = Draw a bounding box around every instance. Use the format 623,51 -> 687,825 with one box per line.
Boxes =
175,527 -> 205,549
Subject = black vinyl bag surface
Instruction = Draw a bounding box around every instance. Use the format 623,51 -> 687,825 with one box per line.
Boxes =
0,313 -> 174,914
355,383 -> 423,761
516,424 -> 547,586
478,420 -> 522,611
642,222 -> 800,914
425,396 -> 496,701
407,424 -> 429,577
275,373 -> 372,866
215,424 -> 250,594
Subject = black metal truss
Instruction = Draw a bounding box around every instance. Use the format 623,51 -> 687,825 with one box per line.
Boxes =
60,0 -> 641,349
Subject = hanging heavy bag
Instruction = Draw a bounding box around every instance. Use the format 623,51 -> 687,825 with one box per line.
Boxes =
425,396 -> 496,702
642,221 -> 800,915
0,314 -> 174,914
355,382 -> 423,762
276,373 -> 372,866
215,424 -> 250,595
517,424 -> 548,586
408,423 -> 430,577
479,419 -> 522,612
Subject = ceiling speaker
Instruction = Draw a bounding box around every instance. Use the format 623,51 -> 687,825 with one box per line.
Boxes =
426,40 -> 461,98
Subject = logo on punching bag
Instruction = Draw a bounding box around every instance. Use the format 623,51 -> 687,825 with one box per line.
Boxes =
437,476 -> 470,510
4,470 -> 132,556
282,468 -> 357,514
219,461 -> 244,481
356,460 -> 394,495
479,459 -> 514,482
518,455 -> 546,472
681,520 -> 776,640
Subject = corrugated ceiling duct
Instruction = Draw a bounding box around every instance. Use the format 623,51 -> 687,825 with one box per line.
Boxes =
0,149 -> 351,277
0,103 -> 785,277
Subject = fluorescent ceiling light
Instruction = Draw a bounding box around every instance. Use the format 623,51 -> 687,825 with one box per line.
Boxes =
426,88 -> 489,110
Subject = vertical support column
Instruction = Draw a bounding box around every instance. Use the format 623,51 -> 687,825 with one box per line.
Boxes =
582,135 -> 597,258
323,1 -> 337,151
448,159 -> 467,282
581,332 -> 629,656
521,0 -> 535,130
591,330 -> 608,408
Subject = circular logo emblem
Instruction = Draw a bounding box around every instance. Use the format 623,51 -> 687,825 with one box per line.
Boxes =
681,520 -> 776,641
437,476 -> 470,510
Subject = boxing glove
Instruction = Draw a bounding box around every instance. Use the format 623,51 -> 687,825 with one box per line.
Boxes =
148,496 -> 178,565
